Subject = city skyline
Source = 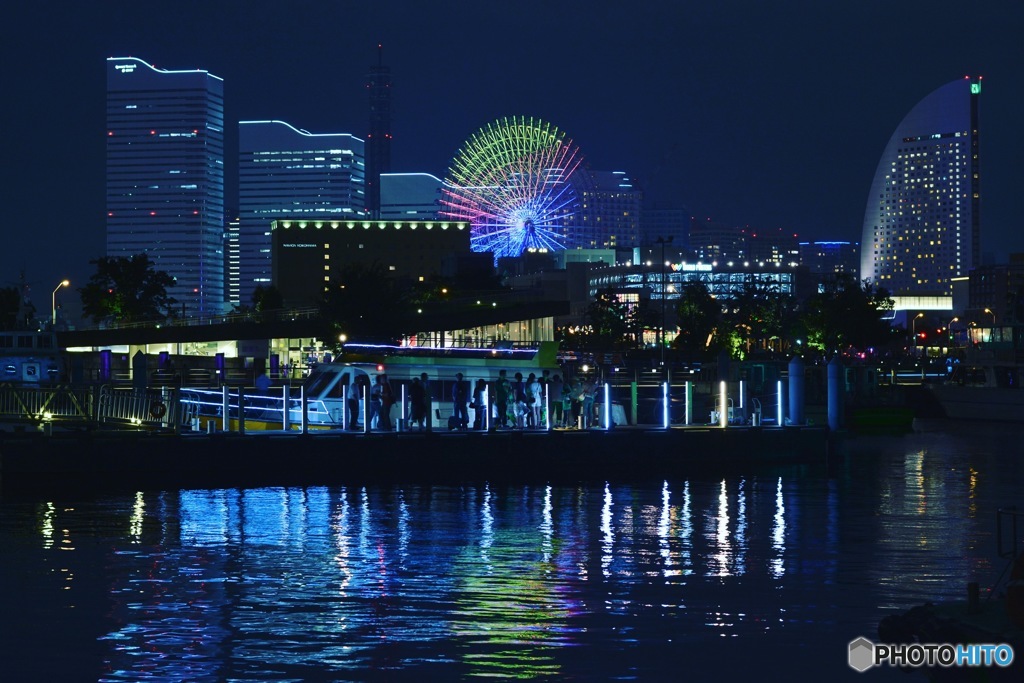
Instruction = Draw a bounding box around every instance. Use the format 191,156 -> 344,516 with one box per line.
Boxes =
4,0 -> 1021,318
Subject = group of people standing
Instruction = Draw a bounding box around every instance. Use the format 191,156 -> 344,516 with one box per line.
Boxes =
485,369 -> 599,430
346,373 -> 397,430
344,368 -> 600,432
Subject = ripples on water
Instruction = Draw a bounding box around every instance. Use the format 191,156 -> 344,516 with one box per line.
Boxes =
2,422 -> 1022,681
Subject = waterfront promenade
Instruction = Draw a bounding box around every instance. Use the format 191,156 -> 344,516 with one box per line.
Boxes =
0,423 -> 828,494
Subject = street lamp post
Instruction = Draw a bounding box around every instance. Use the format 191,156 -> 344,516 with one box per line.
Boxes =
984,308 -> 996,325
656,236 -> 673,367
52,279 -> 69,326
948,316 -> 960,345
912,312 -> 924,357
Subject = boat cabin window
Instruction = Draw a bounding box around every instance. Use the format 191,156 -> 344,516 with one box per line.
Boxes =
305,370 -> 337,397
0,335 -> 12,349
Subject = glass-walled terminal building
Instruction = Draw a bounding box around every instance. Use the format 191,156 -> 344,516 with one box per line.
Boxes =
588,261 -> 809,302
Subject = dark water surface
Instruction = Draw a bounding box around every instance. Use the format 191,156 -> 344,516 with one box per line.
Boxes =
2,421 -> 1022,681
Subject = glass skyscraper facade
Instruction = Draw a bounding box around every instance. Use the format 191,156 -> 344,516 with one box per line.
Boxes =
576,170 -> 643,249
106,57 -> 225,317
861,78 -> 981,297
237,120 -> 365,307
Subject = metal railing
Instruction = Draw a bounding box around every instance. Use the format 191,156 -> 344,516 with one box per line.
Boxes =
96,386 -> 178,428
178,387 -> 334,431
0,383 -> 93,425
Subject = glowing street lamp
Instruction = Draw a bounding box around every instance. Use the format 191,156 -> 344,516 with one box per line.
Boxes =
984,308 -> 996,325
52,279 -> 69,326
947,317 -> 959,344
911,312 -> 924,350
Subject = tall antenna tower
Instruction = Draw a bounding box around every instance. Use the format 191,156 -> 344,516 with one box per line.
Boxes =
365,44 -> 392,219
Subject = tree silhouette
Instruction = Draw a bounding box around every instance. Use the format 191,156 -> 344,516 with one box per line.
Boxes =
801,275 -> 895,354
79,254 -> 177,324
673,281 -> 720,359
251,285 -> 284,313
585,288 -> 631,350
0,286 -> 22,330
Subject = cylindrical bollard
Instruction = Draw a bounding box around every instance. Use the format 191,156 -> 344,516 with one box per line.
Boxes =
827,356 -> 844,431
788,356 -> 805,426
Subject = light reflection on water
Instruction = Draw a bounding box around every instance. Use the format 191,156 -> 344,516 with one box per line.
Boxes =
3,423 -> 1023,681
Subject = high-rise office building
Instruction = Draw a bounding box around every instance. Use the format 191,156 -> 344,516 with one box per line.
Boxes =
224,215 -> 240,306
106,56 -> 225,317
743,227 -> 800,265
575,170 -> 643,249
380,173 -> 442,220
643,207 -> 691,253
799,241 -> 860,276
861,77 -> 981,297
237,120 -> 366,307
689,219 -> 745,262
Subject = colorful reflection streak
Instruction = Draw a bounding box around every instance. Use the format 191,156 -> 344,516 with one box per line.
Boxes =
9,425 -> 1020,681
92,480 -> 809,679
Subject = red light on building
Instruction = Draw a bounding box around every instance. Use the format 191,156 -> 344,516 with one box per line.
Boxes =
150,211 -> 156,216
108,131 -> 113,136
150,130 -> 156,135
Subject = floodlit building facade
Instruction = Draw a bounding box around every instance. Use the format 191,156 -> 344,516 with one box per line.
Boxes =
861,78 -> 981,297
271,219 -> 469,308
106,56 -> 226,316
237,120 -> 366,307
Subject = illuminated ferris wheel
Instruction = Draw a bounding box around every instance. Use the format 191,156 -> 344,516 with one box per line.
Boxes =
440,116 -> 585,260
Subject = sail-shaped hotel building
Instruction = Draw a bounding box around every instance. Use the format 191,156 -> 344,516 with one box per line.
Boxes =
860,78 -> 981,299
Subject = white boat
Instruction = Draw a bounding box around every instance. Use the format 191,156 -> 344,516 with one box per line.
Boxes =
0,330 -> 64,384
925,363 -> 1024,422
179,342 -> 561,431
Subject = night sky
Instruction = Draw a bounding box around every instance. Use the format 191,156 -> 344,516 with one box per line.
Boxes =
4,0 -> 1021,317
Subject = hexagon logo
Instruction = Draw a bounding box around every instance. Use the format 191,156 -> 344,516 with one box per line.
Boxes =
848,637 -> 875,672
